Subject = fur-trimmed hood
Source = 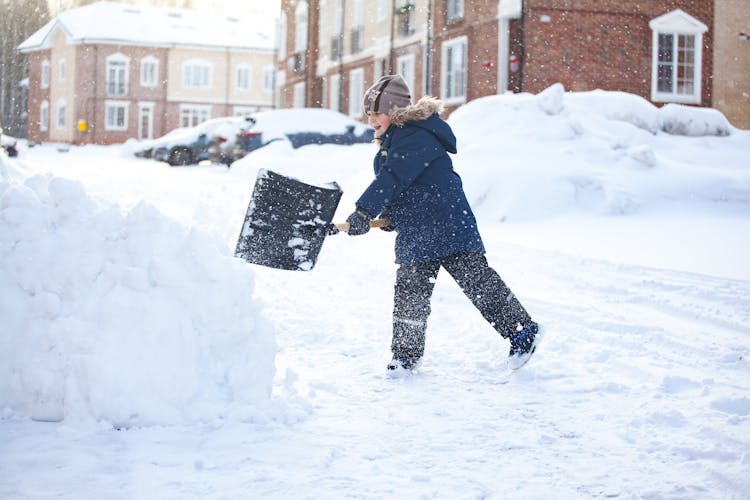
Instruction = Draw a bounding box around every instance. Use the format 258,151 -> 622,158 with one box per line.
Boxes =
386,96 -> 456,154
389,96 -> 445,126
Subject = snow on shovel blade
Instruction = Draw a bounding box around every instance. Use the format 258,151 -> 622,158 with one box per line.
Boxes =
235,169 -> 343,271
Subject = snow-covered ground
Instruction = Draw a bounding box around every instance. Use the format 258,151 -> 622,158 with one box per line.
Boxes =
1,87 -> 749,498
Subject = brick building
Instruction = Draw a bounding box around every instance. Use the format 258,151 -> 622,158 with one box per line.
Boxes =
278,0 -> 748,129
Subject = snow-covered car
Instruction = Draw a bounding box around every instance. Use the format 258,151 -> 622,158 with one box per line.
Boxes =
0,130 -> 19,158
231,108 -> 374,161
134,116 -> 253,166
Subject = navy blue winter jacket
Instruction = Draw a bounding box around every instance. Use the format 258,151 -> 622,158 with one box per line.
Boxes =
355,98 -> 485,265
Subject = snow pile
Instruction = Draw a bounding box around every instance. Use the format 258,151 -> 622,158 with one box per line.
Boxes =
658,103 -> 733,136
0,167 -> 275,427
448,84 -> 750,221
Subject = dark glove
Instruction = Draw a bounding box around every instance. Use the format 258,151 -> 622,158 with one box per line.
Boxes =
325,223 -> 339,236
345,208 -> 371,236
379,209 -> 394,232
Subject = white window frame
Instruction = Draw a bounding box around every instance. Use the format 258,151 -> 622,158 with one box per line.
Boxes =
318,0 -> 328,50
41,60 -> 50,88
106,53 -> 130,97
441,36 -> 468,104
263,66 -> 275,92
56,98 -> 66,129
293,82 -> 306,108
58,58 -> 65,82
295,1 -> 309,53
40,100 -> 49,131
649,9 -> 707,105
397,55 -> 416,99
276,70 -> 286,108
138,102 -> 154,140
279,13 -> 287,58
182,60 -> 212,89
348,68 -> 364,117
447,0 -> 464,23
105,100 -> 129,131
179,105 -> 211,128
377,0 -> 388,22
233,106 -> 257,118
329,73 -> 341,112
236,64 -> 251,90
140,56 -> 159,87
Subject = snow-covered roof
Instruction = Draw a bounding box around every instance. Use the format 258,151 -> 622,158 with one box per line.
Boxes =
18,1 -> 276,53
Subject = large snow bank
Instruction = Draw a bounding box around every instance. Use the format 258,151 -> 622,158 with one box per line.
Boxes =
449,84 -> 750,222
0,159 -> 275,427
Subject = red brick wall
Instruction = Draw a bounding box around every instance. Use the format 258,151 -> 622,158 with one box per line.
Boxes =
76,44 -> 171,145
521,0 -> 713,105
432,0 -> 499,113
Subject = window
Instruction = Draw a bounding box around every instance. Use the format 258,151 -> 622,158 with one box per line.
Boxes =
331,0 -> 343,59
59,59 -> 65,81
441,37 -> 467,103
138,103 -> 154,140
649,9 -> 707,104
377,0 -> 388,22
351,0 -> 363,54
140,57 -> 159,87
294,82 -> 306,107
396,1 -> 415,37
236,65 -> 251,90
275,70 -> 286,108
397,55 -> 416,98
183,60 -> 212,89
179,106 -> 210,127
319,0 -> 328,50
295,1 -> 309,53
106,54 -> 129,96
349,68 -> 364,117
56,99 -> 66,129
40,101 -> 49,131
447,0 -> 464,23
263,66 -> 275,92
329,74 -> 340,112
105,101 -> 128,130
41,60 -> 50,88
233,106 -> 257,118
279,13 -> 287,58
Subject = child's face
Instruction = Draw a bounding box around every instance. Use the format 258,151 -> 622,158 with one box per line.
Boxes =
367,112 -> 391,137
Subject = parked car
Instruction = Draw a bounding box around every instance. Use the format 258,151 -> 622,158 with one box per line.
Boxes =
0,129 -> 19,157
134,116 -> 252,166
231,108 -> 374,161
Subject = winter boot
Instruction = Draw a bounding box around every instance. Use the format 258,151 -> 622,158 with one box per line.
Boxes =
387,357 -> 421,372
508,322 -> 539,370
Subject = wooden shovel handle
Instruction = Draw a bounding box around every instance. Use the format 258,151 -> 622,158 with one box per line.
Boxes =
335,218 -> 391,233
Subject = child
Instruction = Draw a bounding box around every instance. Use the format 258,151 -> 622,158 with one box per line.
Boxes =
343,74 -> 539,372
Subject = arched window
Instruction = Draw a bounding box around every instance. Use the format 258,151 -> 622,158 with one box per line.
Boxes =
649,9 -> 707,104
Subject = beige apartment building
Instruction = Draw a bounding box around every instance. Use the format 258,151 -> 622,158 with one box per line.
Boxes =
18,1 -> 276,145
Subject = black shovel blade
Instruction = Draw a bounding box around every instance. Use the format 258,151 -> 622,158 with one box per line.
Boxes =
235,169 -> 343,271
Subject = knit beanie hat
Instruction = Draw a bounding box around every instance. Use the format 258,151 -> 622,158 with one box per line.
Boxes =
362,74 -> 412,114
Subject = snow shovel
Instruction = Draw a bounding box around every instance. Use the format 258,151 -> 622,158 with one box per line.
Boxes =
234,169 -> 389,271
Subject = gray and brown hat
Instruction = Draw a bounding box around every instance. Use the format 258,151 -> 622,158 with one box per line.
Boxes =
362,74 -> 412,115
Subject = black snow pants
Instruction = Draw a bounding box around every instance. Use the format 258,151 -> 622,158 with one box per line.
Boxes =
391,252 -> 534,361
